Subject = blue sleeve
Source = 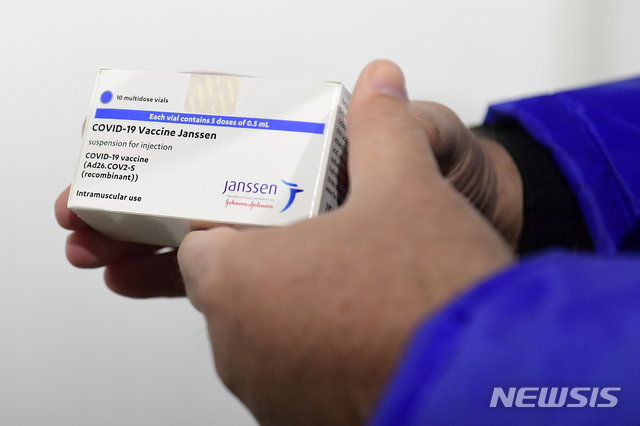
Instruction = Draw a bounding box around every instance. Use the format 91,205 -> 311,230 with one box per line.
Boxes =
370,253 -> 640,426
370,79 -> 640,425
484,78 -> 640,253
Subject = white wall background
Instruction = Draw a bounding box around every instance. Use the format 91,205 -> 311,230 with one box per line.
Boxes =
0,0 -> 638,424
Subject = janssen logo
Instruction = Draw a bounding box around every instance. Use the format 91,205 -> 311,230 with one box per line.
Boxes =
279,179 -> 303,213
221,179 -> 303,213
222,179 -> 278,196
490,387 -> 621,408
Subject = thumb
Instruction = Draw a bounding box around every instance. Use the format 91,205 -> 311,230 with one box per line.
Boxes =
347,60 -> 439,200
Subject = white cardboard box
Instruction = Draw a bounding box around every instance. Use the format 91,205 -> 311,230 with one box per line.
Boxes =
68,70 -> 350,247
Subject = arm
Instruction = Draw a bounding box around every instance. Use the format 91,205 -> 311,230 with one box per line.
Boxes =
371,78 -> 640,424
371,252 -> 640,425
176,67 -> 640,425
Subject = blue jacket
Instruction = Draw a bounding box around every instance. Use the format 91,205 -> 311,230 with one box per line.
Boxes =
371,78 -> 640,425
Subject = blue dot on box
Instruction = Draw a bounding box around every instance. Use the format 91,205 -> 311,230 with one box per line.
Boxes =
100,90 -> 113,103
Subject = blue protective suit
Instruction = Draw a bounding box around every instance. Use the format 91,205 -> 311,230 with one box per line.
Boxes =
371,78 -> 640,425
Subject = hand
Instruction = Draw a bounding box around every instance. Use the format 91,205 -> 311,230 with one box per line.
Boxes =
178,60 -> 513,425
54,186 -> 185,297
410,101 -> 523,246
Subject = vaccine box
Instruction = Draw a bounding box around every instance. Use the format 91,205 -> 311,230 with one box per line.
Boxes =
68,70 -> 350,247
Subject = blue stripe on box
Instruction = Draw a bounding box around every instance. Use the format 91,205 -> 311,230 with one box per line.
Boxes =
94,108 -> 326,134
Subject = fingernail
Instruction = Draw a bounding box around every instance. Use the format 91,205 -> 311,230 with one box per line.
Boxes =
368,60 -> 408,102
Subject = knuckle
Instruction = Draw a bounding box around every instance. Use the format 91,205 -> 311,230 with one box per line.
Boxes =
349,103 -> 416,142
